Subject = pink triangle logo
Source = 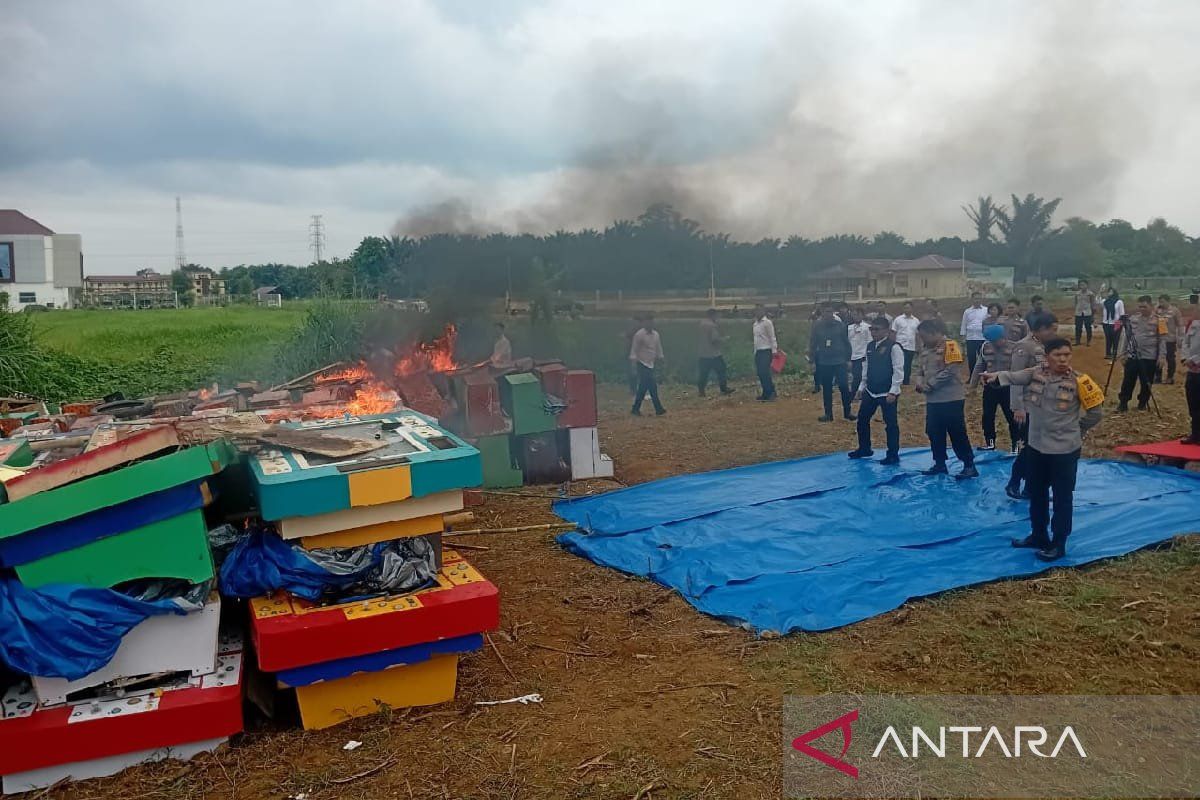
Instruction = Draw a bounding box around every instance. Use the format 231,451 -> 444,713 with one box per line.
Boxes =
791,709 -> 859,778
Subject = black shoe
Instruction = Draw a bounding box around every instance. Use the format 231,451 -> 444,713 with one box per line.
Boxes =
655,408 -> 667,416
848,449 -> 873,459
1137,404 -> 1149,411
955,465 -> 979,480
1010,442 -> 1020,455
977,439 -> 996,452
922,463 -> 948,476
817,414 -> 833,422
1011,534 -> 1046,549
879,454 -> 901,466
810,386 -> 820,394
1004,483 -> 1024,501
631,409 -> 642,416
720,388 -> 735,395
760,394 -> 777,402
698,390 -> 707,398
844,413 -> 857,421
1036,545 -> 1066,562
1116,404 -> 1128,414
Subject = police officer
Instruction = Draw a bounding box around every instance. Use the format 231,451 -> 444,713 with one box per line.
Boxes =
914,318 -> 978,479
983,338 -> 1104,561
1116,295 -> 1164,413
969,324 -> 1017,453
1005,311 -> 1059,500
848,315 -> 905,465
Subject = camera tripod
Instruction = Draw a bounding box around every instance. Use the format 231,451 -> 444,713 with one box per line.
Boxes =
1102,316 -> 1162,418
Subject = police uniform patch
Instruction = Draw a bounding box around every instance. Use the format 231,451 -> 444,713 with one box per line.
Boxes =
1157,317 -> 1168,335
943,339 -> 963,364
1076,373 -> 1104,409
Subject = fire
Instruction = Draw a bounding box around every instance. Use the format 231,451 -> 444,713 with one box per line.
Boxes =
316,363 -> 372,384
395,325 -> 458,378
197,387 -> 213,401
304,382 -> 400,419
280,325 -> 458,419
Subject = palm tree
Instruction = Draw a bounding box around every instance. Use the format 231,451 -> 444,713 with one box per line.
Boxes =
995,193 -> 1062,281
962,196 -> 1005,243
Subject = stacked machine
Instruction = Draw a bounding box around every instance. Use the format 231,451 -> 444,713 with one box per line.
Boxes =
0,425 -> 243,794
450,364 -> 613,488
245,412 -> 500,730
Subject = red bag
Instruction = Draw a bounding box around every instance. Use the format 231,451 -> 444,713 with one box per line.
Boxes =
771,350 -> 787,374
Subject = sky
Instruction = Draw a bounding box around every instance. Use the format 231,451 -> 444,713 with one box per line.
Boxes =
1,0 -> 1198,274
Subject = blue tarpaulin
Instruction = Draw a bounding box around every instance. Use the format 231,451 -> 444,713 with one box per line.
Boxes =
554,450 -> 1200,633
0,579 -> 185,680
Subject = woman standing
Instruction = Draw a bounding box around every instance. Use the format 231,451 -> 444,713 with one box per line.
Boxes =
1101,289 -> 1125,360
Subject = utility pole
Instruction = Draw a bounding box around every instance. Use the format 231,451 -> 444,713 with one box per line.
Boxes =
175,196 -> 187,270
709,239 -> 716,306
309,215 -> 325,264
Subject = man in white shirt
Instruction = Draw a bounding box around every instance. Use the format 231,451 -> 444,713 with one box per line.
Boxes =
890,301 -> 921,385
489,322 -> 514,370
846,306 -> 872,392
629,313 -> 666,416
752,304 -> 779,401
849,315 -> 905,465
960,292 -> 989,376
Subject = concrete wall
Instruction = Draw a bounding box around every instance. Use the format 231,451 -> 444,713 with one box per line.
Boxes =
1,234 -> 80,310
51,234 -> 83,288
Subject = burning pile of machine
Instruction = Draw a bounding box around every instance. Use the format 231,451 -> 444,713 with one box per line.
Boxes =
0,323 -> 615,792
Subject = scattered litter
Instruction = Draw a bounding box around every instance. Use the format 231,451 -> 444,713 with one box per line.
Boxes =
474,693 -> 543,706
343,740 -> 362,751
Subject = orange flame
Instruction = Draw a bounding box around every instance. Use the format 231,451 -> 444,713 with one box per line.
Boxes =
395,324 -> 458,378
304,382 -> 400,419
197,387 -> 213,401
316,363 -> 372,384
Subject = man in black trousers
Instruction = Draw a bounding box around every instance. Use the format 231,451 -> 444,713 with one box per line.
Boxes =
1005,311 -> 1058,500
914,318 -> 978,479
810,303 -> 854,422
983,338 -> 1104,561
848,315 -> 904,465
1116,295 -> 1164,413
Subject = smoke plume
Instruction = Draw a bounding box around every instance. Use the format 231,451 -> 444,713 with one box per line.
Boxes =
393,1 -> 1157,241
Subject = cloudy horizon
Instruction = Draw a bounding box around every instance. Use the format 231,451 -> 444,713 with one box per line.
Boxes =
2,0 -> 1198,274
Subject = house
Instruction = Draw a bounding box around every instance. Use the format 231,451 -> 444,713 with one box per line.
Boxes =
813,254 -> 979,301
253,285 -> 282,307
182,266 -> 226,298
83,269 -> 174,308
0,210 -> 84,310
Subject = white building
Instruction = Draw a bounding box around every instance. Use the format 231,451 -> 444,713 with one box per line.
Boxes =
0,210 -> 84,310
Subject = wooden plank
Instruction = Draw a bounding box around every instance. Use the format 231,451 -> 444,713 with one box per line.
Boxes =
299,513 -> 444,550
0,440 -> 236,540
276,489 -> 463,539
3,425 -> 179,503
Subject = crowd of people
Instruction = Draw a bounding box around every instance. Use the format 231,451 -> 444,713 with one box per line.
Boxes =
616,286 -> 1200,561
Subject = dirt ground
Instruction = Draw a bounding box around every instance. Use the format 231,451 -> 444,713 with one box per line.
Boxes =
62,328 -> 1199,800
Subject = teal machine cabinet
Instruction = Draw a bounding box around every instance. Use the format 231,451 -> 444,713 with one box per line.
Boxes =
247,412 -> 481,521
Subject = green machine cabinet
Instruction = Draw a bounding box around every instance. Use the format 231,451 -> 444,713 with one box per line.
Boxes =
477,434 -> 523,488
500,373 -> 556,436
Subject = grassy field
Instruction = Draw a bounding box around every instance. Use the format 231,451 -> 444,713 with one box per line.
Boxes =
21,305 -> 816,400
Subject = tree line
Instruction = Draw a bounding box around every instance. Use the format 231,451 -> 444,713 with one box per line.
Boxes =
201,194 -> 1200,301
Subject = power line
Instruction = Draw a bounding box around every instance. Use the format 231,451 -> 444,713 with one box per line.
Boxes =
175,196 -> 187,269
309,215 -> 325,264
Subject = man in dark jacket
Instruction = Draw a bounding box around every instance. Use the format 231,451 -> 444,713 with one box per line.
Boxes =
810,304 -> 855,422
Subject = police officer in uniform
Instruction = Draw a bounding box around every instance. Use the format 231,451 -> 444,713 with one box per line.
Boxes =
1005,311 -> 1059,500
983,338 -> 1104,561
914,318 -> 978,479
1116,295 -> 1164,413
969,324 -> 1017,452
848,315 -> 905,465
